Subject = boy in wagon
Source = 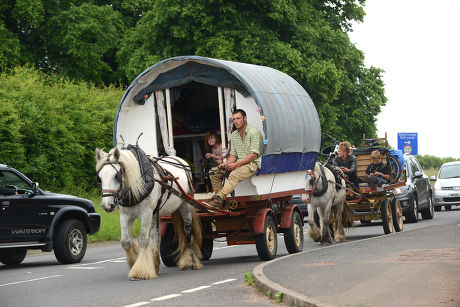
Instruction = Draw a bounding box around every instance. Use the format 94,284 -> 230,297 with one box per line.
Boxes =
363,150 -> 390,187
204,109 -> 263,210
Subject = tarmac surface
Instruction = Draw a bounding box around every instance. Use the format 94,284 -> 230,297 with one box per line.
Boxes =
253,224 -> 460,307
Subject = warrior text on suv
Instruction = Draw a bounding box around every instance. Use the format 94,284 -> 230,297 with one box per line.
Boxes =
0,164 -> 100,265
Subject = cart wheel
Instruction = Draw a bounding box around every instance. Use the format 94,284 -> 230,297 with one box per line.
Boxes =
391,199 -> 403,232
160,224 -> 179,267
381,200 -> 393,234
200,220 -> 213,261
284,211 -> 304,254
255,215 -> 277,260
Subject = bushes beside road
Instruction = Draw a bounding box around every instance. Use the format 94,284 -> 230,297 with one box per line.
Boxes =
0,67 -> 123,193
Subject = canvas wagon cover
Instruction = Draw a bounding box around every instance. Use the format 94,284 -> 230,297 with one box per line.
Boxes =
115,56 -> 321,174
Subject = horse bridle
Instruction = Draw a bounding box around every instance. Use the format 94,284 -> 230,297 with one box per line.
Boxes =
305,169 -> 317,195
305,164 -> 328,197
98,159 -> 124,205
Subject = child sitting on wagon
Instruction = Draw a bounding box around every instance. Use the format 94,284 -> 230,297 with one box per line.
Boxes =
363,150 -> 390,187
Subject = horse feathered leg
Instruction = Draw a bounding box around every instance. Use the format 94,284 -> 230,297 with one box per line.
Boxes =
319,206 -> 333,244
173,206 -> 203,270
149,215 -> 161,275
128,204 -> 157,280
119,211 -> 138,268
334,202 -> 346,242
306,204 -> 321,242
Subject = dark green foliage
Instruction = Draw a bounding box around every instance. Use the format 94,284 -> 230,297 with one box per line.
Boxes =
116,0 -> 385,146
1,0 -> 390,192
0,67 -> 122,191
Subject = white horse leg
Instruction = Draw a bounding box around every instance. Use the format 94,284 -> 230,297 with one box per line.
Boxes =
129,205 -> 157,280
306,203 -> 321,242
319,204 -> 333,244
334,201 -> 346,242
176,204 -> 203,270
149,215 -> 161,275
119,211 -> 138,269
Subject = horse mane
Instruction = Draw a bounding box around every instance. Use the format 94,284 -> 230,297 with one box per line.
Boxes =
115,148 -> 147,201
96,147 -> 147,202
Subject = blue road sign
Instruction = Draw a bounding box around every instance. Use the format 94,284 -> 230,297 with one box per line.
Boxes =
398,132 -> 418,155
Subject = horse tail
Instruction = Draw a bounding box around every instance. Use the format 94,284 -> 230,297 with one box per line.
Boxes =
342,203 -> 354,228
171,208 -> 203,269
191,208 -> 202,249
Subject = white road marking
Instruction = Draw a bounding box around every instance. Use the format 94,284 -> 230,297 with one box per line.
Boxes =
151,294 -> 182,301
181,285 -> 211,293
71,257 -> 126,266
127,278 -> 237,306
123,302 -> 150,307
67,266 -> 104,270
0,275 -> 63,287
213,245 -> 237,250
212,278 -> 237,285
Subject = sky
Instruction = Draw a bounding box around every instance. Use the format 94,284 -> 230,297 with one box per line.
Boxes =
348,0 -> 460,158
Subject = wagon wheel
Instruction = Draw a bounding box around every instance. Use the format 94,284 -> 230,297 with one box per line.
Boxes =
381,199 -> 393,234
284,211 -> 304,254
255,215 -> 277,260
160,224 -> 179,267
391,199 -> 403,232
200,220 -> 213,261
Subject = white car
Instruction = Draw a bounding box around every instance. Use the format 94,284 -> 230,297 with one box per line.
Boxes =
431,161 -> 460,211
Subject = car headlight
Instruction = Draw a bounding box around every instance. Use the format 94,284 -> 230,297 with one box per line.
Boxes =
395,186 -> 409,195
434,181 -> 441,191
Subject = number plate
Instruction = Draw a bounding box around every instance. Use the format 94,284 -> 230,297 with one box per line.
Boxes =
449,193 -> 458,197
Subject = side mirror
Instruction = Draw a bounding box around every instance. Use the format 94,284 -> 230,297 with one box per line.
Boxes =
429,176 -> 436,181
29,182 -> 39,198
414,171 -> 423,179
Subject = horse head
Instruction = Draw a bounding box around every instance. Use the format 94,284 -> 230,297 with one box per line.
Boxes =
303,163 -> 328,202
95,147 -> 123,212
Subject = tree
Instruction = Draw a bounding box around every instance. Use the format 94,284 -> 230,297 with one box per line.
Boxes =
117,0 -> 385,145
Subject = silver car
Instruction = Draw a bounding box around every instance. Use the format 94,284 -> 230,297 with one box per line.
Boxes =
431,161 -> 460,211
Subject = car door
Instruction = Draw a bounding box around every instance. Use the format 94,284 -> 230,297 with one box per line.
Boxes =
0,170 -> 50,242
410,157 -> 429,208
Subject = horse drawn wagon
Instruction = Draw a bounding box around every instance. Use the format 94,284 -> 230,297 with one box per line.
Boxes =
321,135 -> 406,235
111,56 -> 321,265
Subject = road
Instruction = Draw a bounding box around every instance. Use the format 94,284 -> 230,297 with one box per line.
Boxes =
1,209 -> 459,307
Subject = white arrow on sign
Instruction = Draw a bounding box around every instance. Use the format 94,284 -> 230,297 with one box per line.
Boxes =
404,140 -> 411,145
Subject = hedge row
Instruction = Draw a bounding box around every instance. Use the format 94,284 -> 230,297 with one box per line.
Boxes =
0,67 -> 123,192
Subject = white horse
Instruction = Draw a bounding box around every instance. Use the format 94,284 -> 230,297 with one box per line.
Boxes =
302,162 -> 347,244
96,147 -> 203,279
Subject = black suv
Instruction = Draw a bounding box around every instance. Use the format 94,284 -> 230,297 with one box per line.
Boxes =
0,164 -> 100,265
395,154 -> 434,223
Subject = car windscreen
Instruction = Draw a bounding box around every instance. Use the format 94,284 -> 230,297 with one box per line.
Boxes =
438,164 -> 460,179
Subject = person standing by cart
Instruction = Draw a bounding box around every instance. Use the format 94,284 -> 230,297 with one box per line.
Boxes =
334,141 -> 360,191
205,109 -> 263,210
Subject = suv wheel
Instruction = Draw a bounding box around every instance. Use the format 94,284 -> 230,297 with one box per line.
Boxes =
54,219 -> 87,264
0,248 -> 27,265
405,195 -> 419,223
420,194 -> 434,220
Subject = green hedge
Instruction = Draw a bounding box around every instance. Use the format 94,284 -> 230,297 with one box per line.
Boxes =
0,67 -> 123,192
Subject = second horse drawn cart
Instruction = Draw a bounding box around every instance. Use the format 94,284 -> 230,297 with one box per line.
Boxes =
113,56 -> 321,262
323,136 -> 406,235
